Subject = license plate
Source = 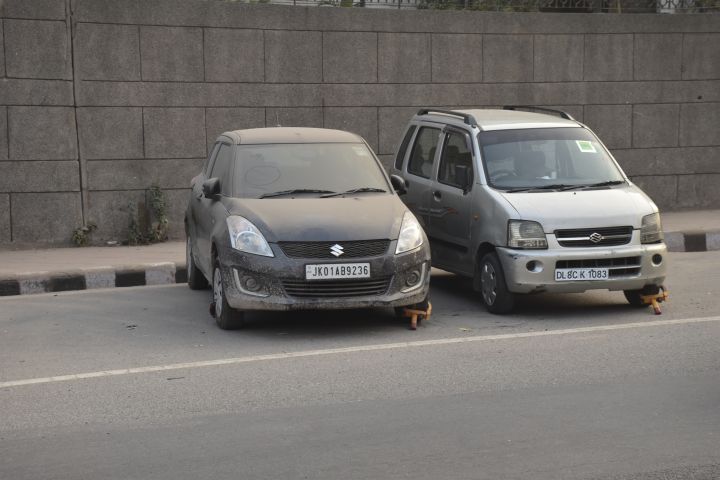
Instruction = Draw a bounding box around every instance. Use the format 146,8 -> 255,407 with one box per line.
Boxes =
555,268 -> 609,282
306,263 -> 371,280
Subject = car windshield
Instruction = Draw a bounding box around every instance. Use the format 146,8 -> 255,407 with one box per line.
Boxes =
478,128 -> 625,191
232,143 -> 389,198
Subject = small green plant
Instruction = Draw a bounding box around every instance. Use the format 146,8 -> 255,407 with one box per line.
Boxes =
127,184 -> 170,245
72,222 -> 97,247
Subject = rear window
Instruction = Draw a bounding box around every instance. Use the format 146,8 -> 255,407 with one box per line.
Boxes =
232,143 -> 390,198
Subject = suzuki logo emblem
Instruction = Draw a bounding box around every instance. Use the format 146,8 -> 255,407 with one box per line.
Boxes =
589,232 -> 603,244
330,244 -> 344,257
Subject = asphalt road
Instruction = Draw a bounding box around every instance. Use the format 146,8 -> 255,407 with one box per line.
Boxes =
1,252 -> 719,479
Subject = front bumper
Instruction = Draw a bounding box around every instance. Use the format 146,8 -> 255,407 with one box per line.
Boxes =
217,242 -> 431,311
497,240 -> 667,294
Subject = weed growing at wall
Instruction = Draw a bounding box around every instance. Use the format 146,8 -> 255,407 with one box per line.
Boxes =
127,184 -> 170,245
71,222 -> 97,247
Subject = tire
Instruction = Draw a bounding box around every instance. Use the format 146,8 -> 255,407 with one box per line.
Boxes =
186,236 -> 209,290
624,285 -> 659,308
211,257 -> 246,330
477,252 -> 515,314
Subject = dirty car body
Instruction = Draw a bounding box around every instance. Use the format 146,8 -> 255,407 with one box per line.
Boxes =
185,127 -> 430,329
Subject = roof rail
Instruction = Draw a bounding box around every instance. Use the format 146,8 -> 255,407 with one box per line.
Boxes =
417,109 -> 477,127
503,105 -> 575,121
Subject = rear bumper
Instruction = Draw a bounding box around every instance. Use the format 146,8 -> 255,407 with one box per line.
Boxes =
497,242 -> 667,294
217,242 -> 431,311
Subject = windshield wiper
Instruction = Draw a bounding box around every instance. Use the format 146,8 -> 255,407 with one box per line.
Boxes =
321,187 -> 387,198
581,180 -> 625,189
505,184 -> 577,193
259,189 -> 336,199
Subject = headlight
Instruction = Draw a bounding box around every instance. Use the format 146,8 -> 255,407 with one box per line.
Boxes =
226,216 -> 274,257
508,220 -> 548,249
396,211 -> 424,254
640,212 -> 663,244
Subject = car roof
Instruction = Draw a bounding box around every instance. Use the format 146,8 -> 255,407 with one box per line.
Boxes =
414,108 -> 581,131
219,127 -> 364,145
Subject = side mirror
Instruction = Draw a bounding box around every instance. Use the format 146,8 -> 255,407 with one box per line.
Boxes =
455,166 -> 472,194
202,178 -> 221,199
390,174 -> 407,195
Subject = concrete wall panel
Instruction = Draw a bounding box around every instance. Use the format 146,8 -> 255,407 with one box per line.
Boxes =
264,31 -> 322,83
140,26 -> 204,82
682,34 -> 720,80
0,161 -> 79,192
378,107 -> 421,156
634,34 -> 682,81
483,35 -> 533,83
431,34 -> 483,83
324,107 -> 379,152
615,146 -> 720,177
378,33 -> 431,84
86,190 -> 144,242
632,104 -> 679,148
584,34 -> 633,81
204,28 -> 264,83
76,24 -> 141,81
87,159 -> 203,191
0,79 -> 73,106
265,108 -> 323,129
534,35 -> 583,82
679,103 -> 720,147
4,19 -> 71,80
0,108 -> 7,160
1,0 -> 67,20
677,174 -> 720,209
584,105 -> 632,149
11,192 -> 82,243
77,108 -> 144,160
143,108 -> 206,159
8,107 -> 77,160
0,194 -> 9,243
323,32 -> 378,84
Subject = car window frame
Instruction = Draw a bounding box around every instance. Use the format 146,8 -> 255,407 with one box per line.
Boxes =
437,127 -> 474,191
407,126 -> 441,180
209,142 -> 235,197
394,125 -> 417,171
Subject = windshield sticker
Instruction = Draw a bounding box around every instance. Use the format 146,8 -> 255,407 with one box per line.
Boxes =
352,146 -> 370,157
576,141 -> 597,153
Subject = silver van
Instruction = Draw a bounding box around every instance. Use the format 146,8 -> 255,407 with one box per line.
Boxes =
390,107 -> 667,314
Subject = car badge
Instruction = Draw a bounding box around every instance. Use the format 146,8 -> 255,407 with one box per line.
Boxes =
589,232 -> 603,243
330,244 -> 344,257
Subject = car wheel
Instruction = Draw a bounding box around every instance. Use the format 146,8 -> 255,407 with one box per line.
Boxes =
623,285 -> 659,308
478,252 -> 515,314
186,237 -> 208,290
212,257 -> 246,330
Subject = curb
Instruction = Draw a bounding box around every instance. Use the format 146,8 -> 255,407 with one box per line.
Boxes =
664,231 -> 720,252
0,263 -> 187,297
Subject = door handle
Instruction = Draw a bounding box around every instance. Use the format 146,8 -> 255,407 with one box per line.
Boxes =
433,190 -> 442,201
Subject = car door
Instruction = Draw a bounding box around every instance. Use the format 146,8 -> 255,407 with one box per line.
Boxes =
401,125 -> 442,229
195,142 -> 234,274
428,128 -> 475,274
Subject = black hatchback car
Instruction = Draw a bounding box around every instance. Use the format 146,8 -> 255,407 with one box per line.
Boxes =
185,127 -> 431,329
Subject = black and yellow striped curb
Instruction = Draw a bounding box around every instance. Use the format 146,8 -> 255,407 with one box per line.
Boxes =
0,263 -> 187,297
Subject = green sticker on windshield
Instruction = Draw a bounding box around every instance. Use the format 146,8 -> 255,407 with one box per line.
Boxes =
576,140 -> 597,153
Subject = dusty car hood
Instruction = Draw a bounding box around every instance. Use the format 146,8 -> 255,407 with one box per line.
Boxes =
224,195 -> 407,243
499,185 -> 657,231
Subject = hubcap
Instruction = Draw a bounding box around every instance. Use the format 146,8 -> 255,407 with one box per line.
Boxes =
480,262 -> 497,306
213,267 -> 223,318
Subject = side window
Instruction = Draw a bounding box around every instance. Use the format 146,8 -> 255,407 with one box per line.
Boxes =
407,127 -> 440,179
394,125 -> 417,170
210,144 -> 233,196
204,143 -> 221,176
438,130 -> 474,189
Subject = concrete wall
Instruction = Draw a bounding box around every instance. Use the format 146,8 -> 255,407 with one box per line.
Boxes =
1,0 -> 719,245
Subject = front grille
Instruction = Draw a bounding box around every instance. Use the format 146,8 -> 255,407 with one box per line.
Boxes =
556,256 -> 641,278
555,226 -> 633,247
279,240 -> 390,259
282,277 -> 392,298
